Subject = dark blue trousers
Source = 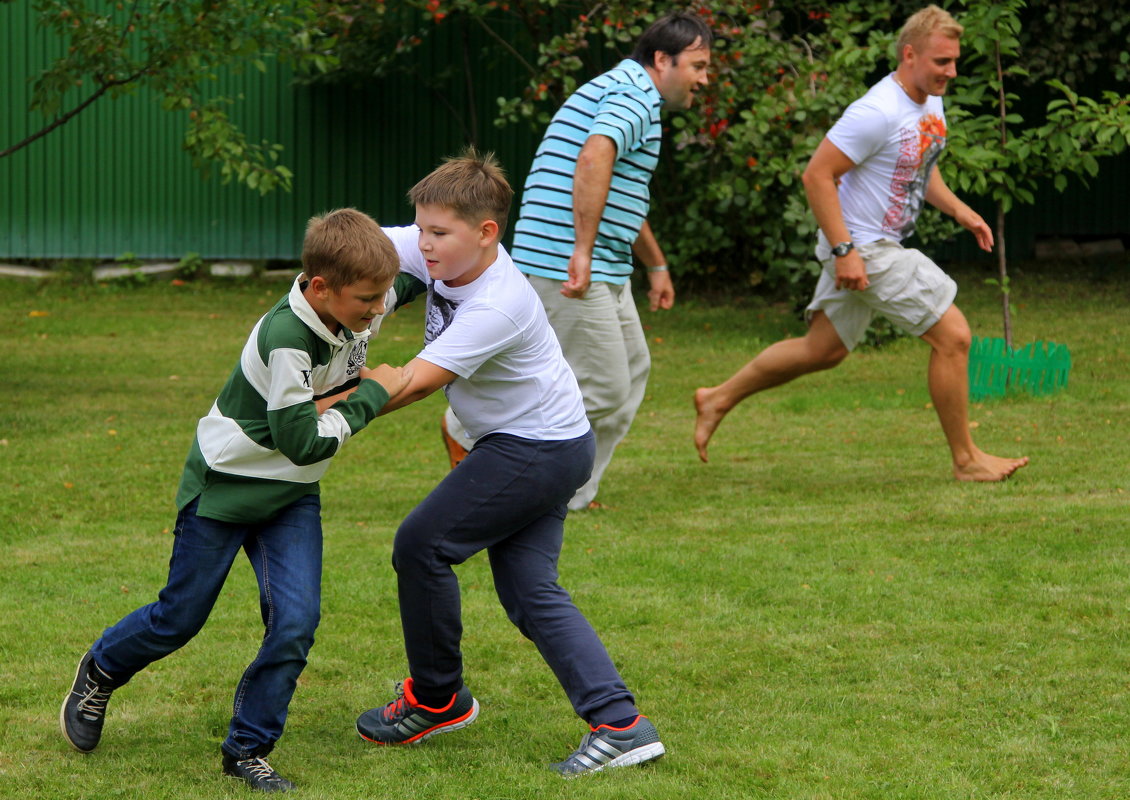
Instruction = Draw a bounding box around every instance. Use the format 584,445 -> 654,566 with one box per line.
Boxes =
392,430 -> 637,726
92,495 -> 322,758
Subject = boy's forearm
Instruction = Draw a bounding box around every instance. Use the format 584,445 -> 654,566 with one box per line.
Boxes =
379,357 -> 455,415
322,378 -> 390,432
315,387 -> 357,415
275,379 -> 390,464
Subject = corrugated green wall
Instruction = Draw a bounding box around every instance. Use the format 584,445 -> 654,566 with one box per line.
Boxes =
0,2 -> 541,260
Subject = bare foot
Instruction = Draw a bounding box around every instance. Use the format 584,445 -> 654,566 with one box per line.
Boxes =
693,386 -> 727,463
953,451 -> 1030,482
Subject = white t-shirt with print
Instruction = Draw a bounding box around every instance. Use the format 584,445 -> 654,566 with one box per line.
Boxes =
817,75 -> 948,256
383,225 -> 590,442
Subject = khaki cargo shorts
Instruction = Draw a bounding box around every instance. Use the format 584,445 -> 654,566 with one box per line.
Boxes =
806,238 -> 957,351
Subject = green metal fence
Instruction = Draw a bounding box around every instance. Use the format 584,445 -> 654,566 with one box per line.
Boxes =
0,2 -> 541,260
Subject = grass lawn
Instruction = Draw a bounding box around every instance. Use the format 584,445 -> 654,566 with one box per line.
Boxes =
1,260 -> 1127,799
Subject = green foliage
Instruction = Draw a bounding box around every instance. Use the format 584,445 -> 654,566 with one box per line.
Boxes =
30,0 -> 1106,301
312,1 -> 1130,305
51,257 -> 98,284
307,1 -> 608,143
481,1 -> 907,297
1014,0 -> 1130,86
650,1 -> 896,295
943,0 -> 1130,215
316,1 -> 905,298
176,251 -> 206,279
940,0 -> 1130,344
113,250 -> 140,268
5,0 -> 338,194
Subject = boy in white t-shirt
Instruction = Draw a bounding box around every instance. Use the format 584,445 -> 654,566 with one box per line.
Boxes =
693,4 -> 1027,483
344,150 -> 665,775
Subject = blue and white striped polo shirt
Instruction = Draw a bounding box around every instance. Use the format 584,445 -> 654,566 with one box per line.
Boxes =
511,58 -> 663,286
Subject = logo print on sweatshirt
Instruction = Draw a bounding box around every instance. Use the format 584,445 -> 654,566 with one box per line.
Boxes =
301,369 -> 312,388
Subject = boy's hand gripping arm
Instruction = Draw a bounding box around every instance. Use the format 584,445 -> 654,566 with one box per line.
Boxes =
378,358 -> 457,415
314,364 -> 412,415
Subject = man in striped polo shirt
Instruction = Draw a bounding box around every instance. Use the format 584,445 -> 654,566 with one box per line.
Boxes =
504,12 -> 713,510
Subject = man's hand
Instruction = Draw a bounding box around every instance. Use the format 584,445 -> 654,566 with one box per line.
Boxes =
834,249 -> 869,291
561,251 -> 592,299
955,205 -> 994,252
647,269 -> 675,311
362,363 -> 413,399
925,165 -> 994,253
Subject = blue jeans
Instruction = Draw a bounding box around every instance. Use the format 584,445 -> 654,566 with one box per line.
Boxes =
91,495 -> 323,758
392,430 -> 638,726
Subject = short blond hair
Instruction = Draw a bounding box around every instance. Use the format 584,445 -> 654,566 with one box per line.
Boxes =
302,208 -> 398,292
896,4 -> 963,60
408,148 -> 514,236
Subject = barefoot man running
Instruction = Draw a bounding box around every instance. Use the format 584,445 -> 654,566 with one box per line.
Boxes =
694,4 -> 1027,482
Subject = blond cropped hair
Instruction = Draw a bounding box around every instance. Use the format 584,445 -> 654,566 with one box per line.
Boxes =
896,4 -> 963,59
302,208 -> 399,292
408,148 -> 514,236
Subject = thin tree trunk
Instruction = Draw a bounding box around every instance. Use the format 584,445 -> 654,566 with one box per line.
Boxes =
995,42 -> 1013,350
996,201 -> 1012,349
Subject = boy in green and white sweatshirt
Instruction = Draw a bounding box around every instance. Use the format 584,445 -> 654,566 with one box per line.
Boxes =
61,208 -> 419,792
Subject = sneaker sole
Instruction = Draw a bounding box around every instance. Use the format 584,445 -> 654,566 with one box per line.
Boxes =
60,654 -> 96,753
357,698 -> 480,745
561,741 -> 666,778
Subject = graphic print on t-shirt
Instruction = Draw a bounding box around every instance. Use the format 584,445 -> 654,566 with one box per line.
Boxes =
345,340 -> 367,377
424,286 -> 458,345
882,112 -> 946,238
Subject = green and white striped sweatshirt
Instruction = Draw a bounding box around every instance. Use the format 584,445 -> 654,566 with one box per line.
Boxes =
175,273 -> 423,523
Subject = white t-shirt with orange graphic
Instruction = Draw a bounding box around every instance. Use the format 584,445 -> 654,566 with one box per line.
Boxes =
819,74 -> 947,252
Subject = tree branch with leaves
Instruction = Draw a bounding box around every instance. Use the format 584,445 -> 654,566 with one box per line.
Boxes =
943,0 -> 1130,347
2,0 -> 337,194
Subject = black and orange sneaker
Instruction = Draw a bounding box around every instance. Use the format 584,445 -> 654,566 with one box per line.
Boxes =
356,678 -> 479,744
550,715 -> 665,776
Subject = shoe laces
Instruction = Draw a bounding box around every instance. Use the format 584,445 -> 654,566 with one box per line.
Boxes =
77,676 -> 113,721
380,683 -> 411,722
239,757 -> 280,781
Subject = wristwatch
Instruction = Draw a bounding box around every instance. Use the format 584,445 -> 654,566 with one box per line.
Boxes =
831,241 -> 855,257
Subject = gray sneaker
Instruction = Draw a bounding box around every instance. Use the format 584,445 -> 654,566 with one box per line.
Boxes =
60,651 -> 117,753
550,715 -> 665,776
356,677 -> 479,744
